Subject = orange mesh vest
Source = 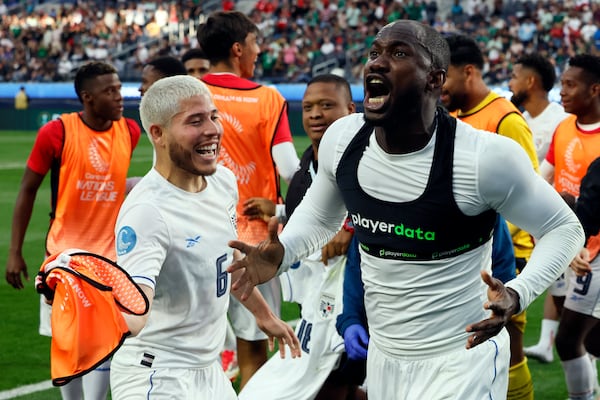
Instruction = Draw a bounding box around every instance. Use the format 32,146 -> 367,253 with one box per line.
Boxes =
36,250 -> 149,386
453,94 -> 537,260
553,115 -> 600,196
553,115 -> 600,259
46,113 -> 132,259
207,82 -> 285,244
452,96 -> 521,134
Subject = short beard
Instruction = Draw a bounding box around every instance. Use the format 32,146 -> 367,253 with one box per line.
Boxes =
511,91 -> 527,108
168,141 -> 216,177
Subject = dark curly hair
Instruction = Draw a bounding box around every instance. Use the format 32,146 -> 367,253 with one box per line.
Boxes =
515,54 -> 556,92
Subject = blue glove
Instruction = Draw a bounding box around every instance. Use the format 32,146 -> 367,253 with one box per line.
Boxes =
343,324 -> 369,360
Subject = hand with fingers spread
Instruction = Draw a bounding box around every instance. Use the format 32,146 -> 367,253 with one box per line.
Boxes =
5,252 -> 29,289
228,216 -> 284,301
465,270 -> 520,349
569,247 -> 591,276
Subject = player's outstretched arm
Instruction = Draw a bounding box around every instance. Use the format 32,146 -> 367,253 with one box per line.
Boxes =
227,217 -> 284,300
230,265 -> 300,359
464,270 -> 520,349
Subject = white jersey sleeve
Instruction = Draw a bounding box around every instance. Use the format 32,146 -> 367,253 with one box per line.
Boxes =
116,201 -> 168,289
473,127 -> 585,311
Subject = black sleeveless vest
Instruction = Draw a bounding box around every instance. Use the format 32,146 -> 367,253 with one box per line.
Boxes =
335,109 -> 496,261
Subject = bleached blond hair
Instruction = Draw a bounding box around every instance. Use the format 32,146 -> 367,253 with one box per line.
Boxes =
139,75 -> 212,134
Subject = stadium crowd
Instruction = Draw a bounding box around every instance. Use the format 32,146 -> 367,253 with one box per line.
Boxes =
1,0 -> 600,85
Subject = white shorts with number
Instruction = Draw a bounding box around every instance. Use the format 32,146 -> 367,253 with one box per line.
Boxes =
228,279 -> 281,341
564,256 -> 600,319
366,328 -> 510,400
110,360 -> 236,400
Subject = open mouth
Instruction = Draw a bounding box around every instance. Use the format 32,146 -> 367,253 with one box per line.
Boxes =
196,143 -> 218,157
364,76 -> 390,111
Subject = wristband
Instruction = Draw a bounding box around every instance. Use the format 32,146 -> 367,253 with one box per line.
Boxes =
342,218 -> 355,234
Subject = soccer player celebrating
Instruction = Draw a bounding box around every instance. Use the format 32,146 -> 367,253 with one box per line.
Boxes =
227,20 -> 584,400
109,75 -> 300,399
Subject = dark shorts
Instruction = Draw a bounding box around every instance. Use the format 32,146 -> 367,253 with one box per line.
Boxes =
325,352 -> 367,386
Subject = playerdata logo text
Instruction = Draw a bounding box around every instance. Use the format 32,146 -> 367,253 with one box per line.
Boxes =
351,213 -> 435,241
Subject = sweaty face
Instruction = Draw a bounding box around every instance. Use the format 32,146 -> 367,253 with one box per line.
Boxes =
302,82 -> 355,148
508,63 -> 530,108
239,32 -> 260,79
184,58 -> 210,79
440,64 -> 468,112
363,21 -> 432,126
139,65 -> 164,97
86,73 -> 123,121
165,94 -> 223,177
560,66 -> 596,116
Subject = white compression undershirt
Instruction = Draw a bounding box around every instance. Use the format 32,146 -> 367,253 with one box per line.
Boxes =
279,113 -> 584,357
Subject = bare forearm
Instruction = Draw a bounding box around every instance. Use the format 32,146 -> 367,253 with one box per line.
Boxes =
230,269 -> 272,320
122,284 -> 153,336
9,192 -> 36,254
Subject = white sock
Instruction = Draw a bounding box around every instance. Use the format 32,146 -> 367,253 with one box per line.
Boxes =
81,359 -> 111,400
59,377 -> 83,400
589,354 -> 599,392
537,318 -> 559,349
562,354 -> 595,400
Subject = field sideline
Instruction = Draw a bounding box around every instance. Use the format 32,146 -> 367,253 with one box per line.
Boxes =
0,130 -> 567,399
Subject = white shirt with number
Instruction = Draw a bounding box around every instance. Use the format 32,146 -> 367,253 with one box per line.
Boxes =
112,166 -> 238,368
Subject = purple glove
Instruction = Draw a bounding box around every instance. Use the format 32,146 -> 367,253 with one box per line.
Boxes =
344,323 -> 369,360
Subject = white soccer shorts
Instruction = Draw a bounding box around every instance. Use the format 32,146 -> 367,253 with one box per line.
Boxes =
564,256 -> 600,319
110,360 -> 236,400
366,328 -> 510,400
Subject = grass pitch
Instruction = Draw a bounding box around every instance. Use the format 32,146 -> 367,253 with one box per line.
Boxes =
0,131 -> 568,399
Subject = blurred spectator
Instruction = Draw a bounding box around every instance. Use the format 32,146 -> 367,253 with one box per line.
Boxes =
14,85 -> 28,109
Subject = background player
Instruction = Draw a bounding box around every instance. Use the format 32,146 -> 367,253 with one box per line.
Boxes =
508,53 -> 570,364
5,61 -> 141,400
197,10 -> 301,387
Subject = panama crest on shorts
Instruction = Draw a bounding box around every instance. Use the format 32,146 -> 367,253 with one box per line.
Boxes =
319,293 -> 335,319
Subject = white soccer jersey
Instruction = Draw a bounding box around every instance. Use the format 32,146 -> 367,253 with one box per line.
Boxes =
112,166 -> 238,369
279,113 -> 583,359
239,253 -> 346,400
523,102 -> 569,164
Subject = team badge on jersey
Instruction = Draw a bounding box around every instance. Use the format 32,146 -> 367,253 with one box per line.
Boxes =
227,201 -> 237,232
319,293 -> 335,319
117,226 -> 136,256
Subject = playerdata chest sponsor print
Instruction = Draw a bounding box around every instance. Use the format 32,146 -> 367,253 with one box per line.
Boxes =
351,213 -> 436,241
